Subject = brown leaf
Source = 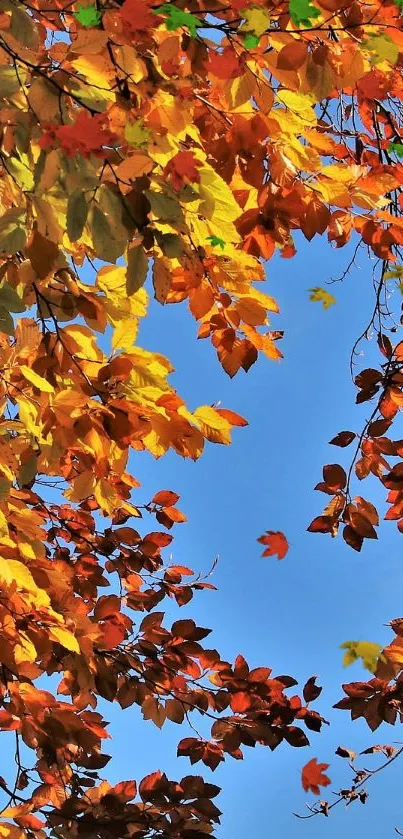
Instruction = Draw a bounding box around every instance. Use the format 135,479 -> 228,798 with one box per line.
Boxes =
329,431 -> 356,447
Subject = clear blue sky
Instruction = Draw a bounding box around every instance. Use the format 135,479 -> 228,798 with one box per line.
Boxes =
91,233 -> 403,836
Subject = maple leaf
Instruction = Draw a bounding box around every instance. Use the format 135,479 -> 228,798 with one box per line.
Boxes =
341,641 -> 385,674
125,120 -> 151,149
44,112 -> 117,158
164,151 -> 201,191
289,0 -> 320,27
240,7 -> 270,38
308,287 -> 336,309
154,4 -> 200,37
257,531 -> 289,559
301,758 -> 331,795
207,236 -> 226,250
74,3 -> 102,27
121,0 -> 157,31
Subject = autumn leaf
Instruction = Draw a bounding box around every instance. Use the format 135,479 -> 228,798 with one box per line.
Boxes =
257,531 -> 289,559
301,758 -> 331,795
341,641 -> 385,674
164,152 -> 201,191
308,287 -> 336,309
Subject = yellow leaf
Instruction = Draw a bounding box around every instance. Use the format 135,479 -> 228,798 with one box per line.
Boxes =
61,324 -> 102,361
276,90 -> 316,124
48,626 -> 80,653
112,319 -> 138,351
94,479 -> 119,516
240,6 -> 270,37
193,406 -> 232,444
341,640 -> 384,673
0,558 -> 50,607
65,470 -> 96,503
0,824 -> 26,839
14,633 -> 37,665
197,165 -> 242,244
19,365 -> 54,393
0,510 -> 9,538
15,397 -> 41,437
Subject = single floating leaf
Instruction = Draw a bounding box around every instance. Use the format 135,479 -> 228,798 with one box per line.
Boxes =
257,530 -> 289,559
301,758 -> 331,795
308,287 -> 336,309
341,640 -> 385,674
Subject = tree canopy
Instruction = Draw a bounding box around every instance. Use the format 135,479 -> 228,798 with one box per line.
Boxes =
1,0 -> 403,836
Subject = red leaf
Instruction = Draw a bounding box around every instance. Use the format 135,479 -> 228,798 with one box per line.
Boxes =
152,490 -> 180,507
323,464 -> 347,490
257,530 -> 289,559
164,151 -> 202,191
301,758 -> 331,795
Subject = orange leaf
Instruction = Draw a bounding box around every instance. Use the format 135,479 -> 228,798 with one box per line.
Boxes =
301,758 -> 331,795
257,531 -> 289,559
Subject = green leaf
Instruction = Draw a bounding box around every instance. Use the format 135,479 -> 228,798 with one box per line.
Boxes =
124,120 -> 151,149
308,286 -> 336,309
154,4 -> 200,37
244,33 -> 260,49
0,209 -> 27,255
341,641 -> 385,674
289,0 -> 320,27
6,156 -> 34,192
126,245 -> 148,296
362,34 -> 399,66
67,190 -> 88,242
240,7 -> 270,37
0,308 -> 14,336
145,190 -> 184,224
157,233 -> 183,259
207,235 -> 226,250
74,3 -> 102,27
90,206 -> 125,263
388,142 -> 403,157
18,454 -> 38,489
0,66 -> 27,101
0,282 -> 25,313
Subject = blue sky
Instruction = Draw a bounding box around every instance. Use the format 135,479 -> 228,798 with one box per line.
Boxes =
97,232 -> 403,837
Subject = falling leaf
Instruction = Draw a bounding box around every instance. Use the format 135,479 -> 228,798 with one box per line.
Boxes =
308,287 -> 336,309
341,641 -> 385,674
257,531 -> 289,559
301,758 -> 331,795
